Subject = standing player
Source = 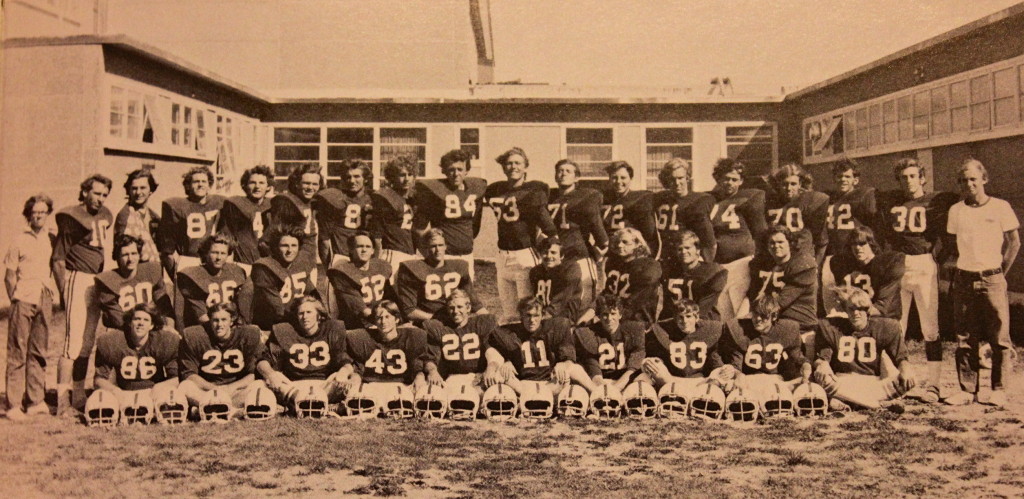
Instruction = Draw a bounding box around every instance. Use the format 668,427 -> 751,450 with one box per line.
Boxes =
395,230 -> 484,324
412,149 -> 485,277
708,159 -> 767,323
264,163 -> 323,264
660,231 -> 727,321
548,159 -> 607,313
604,228 -> 662,325
528,238 -> 584,323
95,235 -> 173,331
157,166 -> 225,277
573,295 -> 646,391
641,298 -> 725,391
174,234 -> 252,328
315,160 -> 374,266
822,159 -> 878,311
829,227 -> 904,319
251,226 -> 320,331
113,169 -> 160,263
652,158 -> 716,263
53,174 -> 113,415
603,161 -> 658,256
765,163 -> 829,266
484,148 -> 558,321
217,165 -> 273,272
326,232 -> 393,329
372,156 -> 418,277
748,226 -> 818,354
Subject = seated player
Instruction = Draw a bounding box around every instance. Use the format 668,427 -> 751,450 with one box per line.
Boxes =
372,156 -> 418,278
652,158 -> 716,263
175,234 -> 252,328
602,161 -> 658,256
396,229 -> 485,324
641,298 -> 725,393
814,286 -> 916,410
412,149 -> 486,277
765,163 -> 829,265
87,303 -> 180,425
251,226 -> 320,331
573,294 -> 645,392
604,227 -> 662,325
748,225 -> 818,354
158,166 -> 225,277
256,296 -> 353,415
327,232 -> 394,329
263,163 -> 322,264
528,238 -> 585,323
217,165 -> 273,272
95,234 -> 173,331
660,230 -> 727,321
828,226 -> 905,319
315,159 -> 374,266
345,301 -> 430,418
178,303 -> 265,419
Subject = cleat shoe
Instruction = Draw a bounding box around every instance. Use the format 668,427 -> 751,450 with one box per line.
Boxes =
25,403 -> 50,416
985,390 -> 1007,408
919,385 -> 940,404
942,391 -> 974,406
828,398 -> 850,412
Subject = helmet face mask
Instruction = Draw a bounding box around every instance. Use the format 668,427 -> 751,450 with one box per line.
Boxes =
623,381 -> 658,419
761,384 -> 795,418
384,386 -> 415,419
86,391 -> 119,427
295,385 -> 330,419
122,392 -> 155,425
482,384 -> 518,420
244,386 -> 278,420
793,383 -> 828,417
415,385 -> 448,419
658,382 -> 689,419
726,388 -> 759,423
590,385 -> 624,418
557,385 -> 590,418
689,384 -> 725,420
156,389 -> 188,424
520,383 -> 554,420
447,384 -> 480,421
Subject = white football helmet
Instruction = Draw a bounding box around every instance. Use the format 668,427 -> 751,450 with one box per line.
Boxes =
201,389 -> 234,423
589,384 -> 624,418
623,381 -> 658,419
345,383 -> 378,418
520,382 -> 555,420
725,386 -> 760,423
85,390 -> 119,427
688,383 -> 726,420
481,383 -> 518,420
446,384 -> 480,421
384,385 -> 416,419
414,384 -> 448,419
557,385 -> 590,418
244,385 -> 279,420
760,382 -> 795,418
657,381 -> 690,419
155,388 -> 189,424
793,382 -> 829,417
295,384 -> 330,419
122,390 -> 155,425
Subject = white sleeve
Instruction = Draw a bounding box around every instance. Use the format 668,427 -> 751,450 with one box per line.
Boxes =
946,203 -> 959,235
998,200 -> 1020,232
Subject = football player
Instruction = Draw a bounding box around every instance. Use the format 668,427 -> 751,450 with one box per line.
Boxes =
315,159 -> 374,266
174,234 -> 252,328
95,234 -> 173,331
395,229 -> 484,324
748,225 -> 818,353
217,165 -> 273,272
257,296 -> 353,413
53,174 -> 113,415
412,149 -> 485,277
326,232 -> 394,329
652,158 -> 716,263
421,291 -> 500,393
113,168 -> 160,263
157,166 -> 225,277
641,298 -> 725,392
178,303 -> 265,418
604,228 -> 662,325
828,226 -> 905,319
660,230 -> 727,321
549,159 -> 607,315
372,156 -> 418,278
814,286 -> 916,410
88,303 -> 180,424
765,163 -> 829,266
573,294 -> 645,391
722,293 -> 812,396
484,147 -> 558,322
528,238 -> 584,323
878,158 -> 958,403
822,159 -> 878,313
603,161 -> 659,256
251,226 -> 320,331
708,159 -> 767,323
264,163 -> 322,264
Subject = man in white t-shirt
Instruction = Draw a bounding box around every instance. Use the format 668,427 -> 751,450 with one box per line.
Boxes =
946,158 -> 1020,407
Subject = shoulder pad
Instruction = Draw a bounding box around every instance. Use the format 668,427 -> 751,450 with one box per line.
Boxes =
574,327 -> 600,355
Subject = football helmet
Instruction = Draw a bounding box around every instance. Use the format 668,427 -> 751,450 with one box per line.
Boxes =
446,384 -> 480,421
384,385 -> 416,419
244,385 -> 279,420
85,390 -> 119,427
589,384 -> 624,418
414,384 -> 448,419
760,382 -> 795,418
658,381 -> 690,419
557,385 -> 590,418
481,383 -> 517,420
201,389 -> 233,423
519,382 -> 554,420
122,390 -> 155,425
793,382 -> 829,417
623,381 -> 658,419
725,386 -> 759,423
345,382 -> 379,418
689,383 -> 725,420
155,388 -> 189,424
295,384 -> 330,419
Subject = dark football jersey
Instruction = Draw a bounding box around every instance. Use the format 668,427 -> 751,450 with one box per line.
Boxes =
217,195 -> 270,265
659,260 -> 727,321
179,324 -> 264,385
816,317 -> 907,376
724,318 -> 806,378
347,327 -> 429,384
263,319 -> 349,381
265,191 -> 317,262
395,259 -> 479,320
314,188 -> 373,259
748,254 -> 818,329
528,261 -> 583,322
548,187 -> 608,261
94,328 -> 179,391
157,195 -> 225,258
604,255 -> 662,324
765,190 -> 829,258
94,262 -> 172,329
53,204 -> 113,274
652,191 -> 716,263
829,250 -> 905,319
483,180 -> 557,251
489,318 -> 575,381
174,263 -> 252,328
412,178 -> 486,256
646,319 -> 724,378
250,256 -> 320,330
422,314 -> 498,376
878,191 -> 959,255
826,187 -> 877,256
603,190 -> 659,256
327,258 -> 394,329
370,187 -> 415,255
710,188 -> 767,264
574,321 -> 645,379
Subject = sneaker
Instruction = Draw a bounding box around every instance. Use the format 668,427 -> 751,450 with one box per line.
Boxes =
984,390 -> 1007,408
829,398 -> 851,412
943,391 -> 974,406
919,385 -> 940,404
5,408 -> 26,421
25,403 -> 50,416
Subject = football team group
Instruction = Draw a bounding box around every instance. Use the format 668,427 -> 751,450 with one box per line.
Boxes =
3,146 -> 1018,425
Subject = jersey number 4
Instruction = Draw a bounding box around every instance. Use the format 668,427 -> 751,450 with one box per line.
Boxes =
710,203 -> 741,229
445,194 -> 477,219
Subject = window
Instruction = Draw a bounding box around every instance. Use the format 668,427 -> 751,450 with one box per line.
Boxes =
950,80 -> 969,133
882,100 -> 897,144
327,128 -> 374,189
931,87 -> 950,136
726,125 -> 775,177
460,128 -> 480,160
171,103 -> 181,145
644,128 -> 693,191
216,115 -> 236,190
993,67 -> 1018,127
970,74 -> 992,131
913,91 -> 930,139
566,128 -> 613,180
109,86 -> 143,141
380,128 -> 427,177
868,104 -> 882,147
273,127 -> 320,193
856,108 -> 869,149
844,110 -> 857,150
897,95 -> 913,141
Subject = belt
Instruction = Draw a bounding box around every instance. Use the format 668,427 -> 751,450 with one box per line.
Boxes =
958,267 -> 1002,279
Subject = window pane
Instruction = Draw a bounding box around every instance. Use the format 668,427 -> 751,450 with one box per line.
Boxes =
567,128 -> 613,144
461,145 -> 480,160
931,88 -> 948,113
972,103 -> 991,130
913,91 -> 929,117
381,128 -> 427,143
275,127 -> 320,143
726,125 -> 773,142
869,104 -> 882,146
913,115 -> 929,139
884,122 -> 898,144
898,96 -> 912,119
882,100 -> 896,123
952,107 -> 970,132
994,98 -> 1017,126
327,145 -> 373,161
327,127 -> 373,143
727,143 -> 772,162
950,81 -> 968,107
275,145 -> 319,161
646,127 -> 693,143
460,128 -> 480,143
845,111 -> 857,150
274,162 -> 307,177
970,75 -> 991,104
994,68 -> 1017,99
856,108 -> 869,149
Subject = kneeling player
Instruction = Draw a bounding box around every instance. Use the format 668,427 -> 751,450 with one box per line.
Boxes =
604,227 -> 663,325
528,237 -> 585,323
95,234 -> 174,331
327,232 -> 394,329
660,230 -> 727,321
86,304 -> 180,426
251,226 -> 320,331
814,286 -> 916,410
396,229 -> 485,324
175,234 -> 253,328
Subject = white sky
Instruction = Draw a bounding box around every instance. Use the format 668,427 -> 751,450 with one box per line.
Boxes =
490,0 -> 1023,95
